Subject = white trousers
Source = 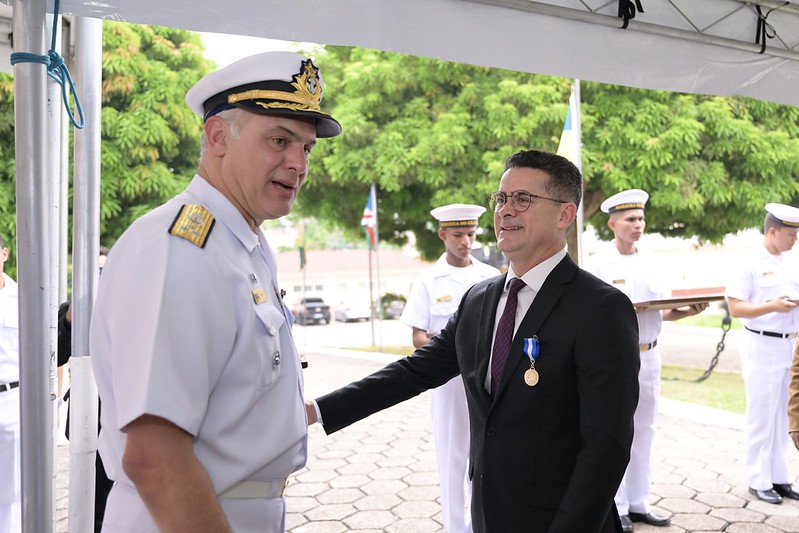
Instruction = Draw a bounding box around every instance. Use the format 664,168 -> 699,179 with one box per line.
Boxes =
740,333 -> 794,490
0,389 -> 21,533
616,346 -> 660,516
431,377 -> 472,533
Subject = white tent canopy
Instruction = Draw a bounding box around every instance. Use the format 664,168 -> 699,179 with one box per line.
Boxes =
47,0 -> 799,107
7,0 -> 799,532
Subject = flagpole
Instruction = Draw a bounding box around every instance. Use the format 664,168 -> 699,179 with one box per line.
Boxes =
374,208 -> 383,352
367,242 -> 375,347
573,79 -> 584,265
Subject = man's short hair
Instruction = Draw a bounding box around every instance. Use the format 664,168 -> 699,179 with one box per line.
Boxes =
765,213 -> 781,233
99,246 -> 110,257
504,150 -> 582,206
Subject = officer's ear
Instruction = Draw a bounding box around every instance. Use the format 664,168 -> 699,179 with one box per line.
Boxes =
204,116 -> 230,155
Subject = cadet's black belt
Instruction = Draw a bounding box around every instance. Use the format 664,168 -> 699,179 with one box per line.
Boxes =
744,326 -> 798,339
0,381 -> 19,393
639,339 -> 658,351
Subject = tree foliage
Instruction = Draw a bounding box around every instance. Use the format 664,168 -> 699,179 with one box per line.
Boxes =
297,46 -> 799,260
0,22 -> 211,277
99,22 -> 211,242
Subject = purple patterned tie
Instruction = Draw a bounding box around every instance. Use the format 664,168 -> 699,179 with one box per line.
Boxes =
491,277 -> 526,395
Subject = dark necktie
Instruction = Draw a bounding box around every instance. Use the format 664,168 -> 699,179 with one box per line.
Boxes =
491,277 -> 526,395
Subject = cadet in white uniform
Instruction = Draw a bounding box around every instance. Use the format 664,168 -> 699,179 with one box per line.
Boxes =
726,203 -> 799,505
584,189 -> 706,532
90,52 -> 341,532
401,204 -> 499,533
0,237 -> 20,533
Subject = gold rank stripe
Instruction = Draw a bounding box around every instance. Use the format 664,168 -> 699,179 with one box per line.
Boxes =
781,220 -> 799,227
439,219 -> 478,228
435,295 -> 453,303
608,202 -> 645,212
168,204 -> 215,248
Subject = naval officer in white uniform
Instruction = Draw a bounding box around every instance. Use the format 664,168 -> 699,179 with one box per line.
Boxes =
0,236 -> 20,533
90,51 -> 341,532
726,203 -> 799,505
584,189 -> 706,532
401,204 -> 499,533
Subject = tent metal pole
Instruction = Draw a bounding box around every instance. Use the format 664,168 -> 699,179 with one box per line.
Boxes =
465,0 -> 799,61
46,13 -> 64,531
68,15 -> 102,533
13,0 -> 55,530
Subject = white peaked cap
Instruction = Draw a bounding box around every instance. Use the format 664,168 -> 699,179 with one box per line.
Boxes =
765,203 -> 799,227
430,204 -> 486,228
600,189 -> 649,214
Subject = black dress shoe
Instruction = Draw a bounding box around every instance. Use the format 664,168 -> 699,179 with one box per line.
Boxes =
749,487 -> 783,504
773,483 -> 799,500
628,511 -> 671,526
619,514 -> 634,533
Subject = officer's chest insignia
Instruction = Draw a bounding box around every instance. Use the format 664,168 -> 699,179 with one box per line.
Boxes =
252,288 -> 268,305
761,271 -> 774,277
612,279 -> 626,284
169,205 -> 215,248
435,295 -> 453,303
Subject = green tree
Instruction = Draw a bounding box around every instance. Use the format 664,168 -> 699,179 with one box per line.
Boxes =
298,46 -> 799,260
0,22 -> 211,276
99,22 -> 211,242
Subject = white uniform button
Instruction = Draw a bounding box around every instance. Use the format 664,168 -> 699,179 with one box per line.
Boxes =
269,325 -> 277,335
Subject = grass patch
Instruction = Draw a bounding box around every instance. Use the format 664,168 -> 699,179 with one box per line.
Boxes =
660,365 -> 745,414
675,312 -> 742,330
346,348 -> 747,414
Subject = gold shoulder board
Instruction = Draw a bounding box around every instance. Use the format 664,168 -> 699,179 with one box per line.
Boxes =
168,204 -> 215,248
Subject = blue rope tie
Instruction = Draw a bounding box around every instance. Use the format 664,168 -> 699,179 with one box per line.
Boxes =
8,0 -> 85,129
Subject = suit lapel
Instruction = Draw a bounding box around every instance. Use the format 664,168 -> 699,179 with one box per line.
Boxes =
494,256 -> 578,399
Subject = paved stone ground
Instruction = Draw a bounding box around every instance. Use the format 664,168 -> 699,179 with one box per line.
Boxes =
55,343 -> 799,532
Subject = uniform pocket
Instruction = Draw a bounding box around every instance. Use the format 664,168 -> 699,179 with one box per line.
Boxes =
253,303 -> 286,390
3,295 -> 18,329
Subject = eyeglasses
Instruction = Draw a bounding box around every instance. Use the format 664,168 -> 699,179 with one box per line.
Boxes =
487,190 -> 567,212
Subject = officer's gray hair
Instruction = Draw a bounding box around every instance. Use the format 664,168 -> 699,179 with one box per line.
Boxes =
199,108 -> 248,157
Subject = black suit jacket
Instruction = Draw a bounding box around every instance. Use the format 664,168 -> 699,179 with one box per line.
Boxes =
317,255 -> 639,532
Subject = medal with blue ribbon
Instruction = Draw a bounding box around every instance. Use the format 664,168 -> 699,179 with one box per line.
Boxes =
523,336 -> 540,387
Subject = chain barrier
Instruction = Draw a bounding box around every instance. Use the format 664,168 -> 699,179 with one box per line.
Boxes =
663,301 -> 731,383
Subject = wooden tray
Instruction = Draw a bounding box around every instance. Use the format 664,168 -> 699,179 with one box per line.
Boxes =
633,294 -> 725,311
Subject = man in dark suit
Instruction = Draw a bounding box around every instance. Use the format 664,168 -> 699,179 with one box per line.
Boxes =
307,149 -> 640,532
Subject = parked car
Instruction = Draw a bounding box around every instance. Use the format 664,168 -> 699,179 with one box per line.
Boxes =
292,297 -> 331,325
382,299 -> 405,320
374,297 -> 405,319
334,301 -> 372,322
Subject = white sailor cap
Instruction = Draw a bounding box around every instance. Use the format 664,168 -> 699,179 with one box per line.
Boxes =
430,204 -> 486,228
185,51 -> 341,138
600,189 -> 649,214
765,203 -> 799,227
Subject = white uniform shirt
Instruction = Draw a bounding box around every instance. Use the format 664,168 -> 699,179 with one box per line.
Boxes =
0,273 -> 18,384
401,254 -> 500,334
91,176 -> 307,503
725,247 -> 799,333
584,244 -> 664,344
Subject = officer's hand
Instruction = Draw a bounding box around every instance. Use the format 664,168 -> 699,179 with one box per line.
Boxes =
305,401 -> 318,426
689,303 -> 709,316
771,295 -> 798,313
791,431 -> 799,452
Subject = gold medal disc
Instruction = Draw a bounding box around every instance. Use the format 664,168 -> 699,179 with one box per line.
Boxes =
524,368 -> 539,387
